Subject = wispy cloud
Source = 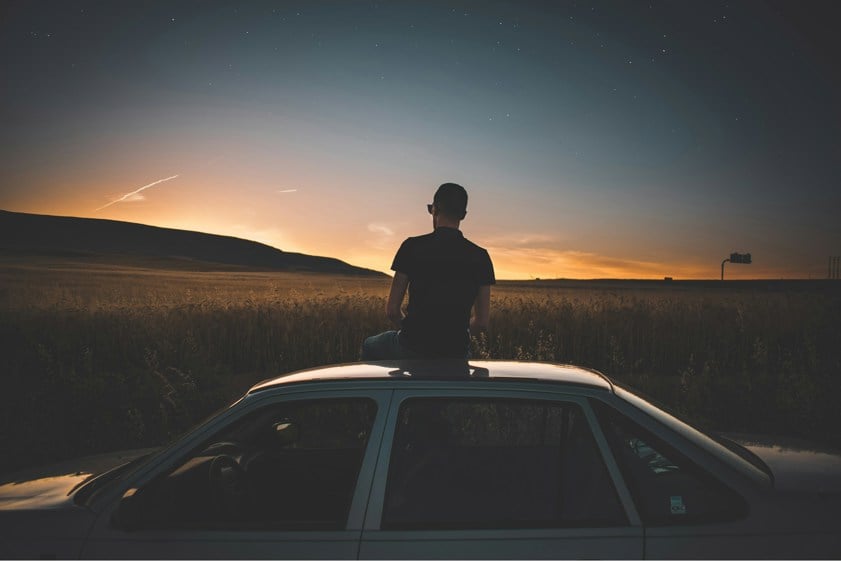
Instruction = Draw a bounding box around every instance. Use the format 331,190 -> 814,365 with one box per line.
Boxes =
367,222 -> 398,251
368,223 -> 394,237
95,174 -> 179,211
277,189 -> 298,193
483,232 -> 560,249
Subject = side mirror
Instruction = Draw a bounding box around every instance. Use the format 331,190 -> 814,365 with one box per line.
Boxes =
273,420 -> 299,447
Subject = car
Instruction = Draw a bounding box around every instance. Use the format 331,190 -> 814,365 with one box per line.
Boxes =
1,360 -> 840,559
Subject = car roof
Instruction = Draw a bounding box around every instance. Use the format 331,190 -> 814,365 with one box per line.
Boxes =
248,360 -> 614,394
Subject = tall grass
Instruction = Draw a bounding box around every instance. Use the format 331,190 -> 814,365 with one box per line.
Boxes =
1,260 -> 839,472
482,285 -> 841,444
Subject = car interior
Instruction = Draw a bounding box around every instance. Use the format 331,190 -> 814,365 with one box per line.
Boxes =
117,398 -> 376,531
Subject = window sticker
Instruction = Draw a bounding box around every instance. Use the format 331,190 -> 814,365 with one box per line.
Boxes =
670,495 -> 687,515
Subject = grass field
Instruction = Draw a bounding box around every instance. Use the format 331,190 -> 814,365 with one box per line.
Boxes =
2,256 -> 840,473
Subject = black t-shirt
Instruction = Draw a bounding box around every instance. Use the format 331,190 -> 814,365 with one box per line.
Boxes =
391,227 -> 495,357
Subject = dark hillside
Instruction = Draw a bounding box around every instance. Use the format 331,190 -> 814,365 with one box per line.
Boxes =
0,209 -> 386,277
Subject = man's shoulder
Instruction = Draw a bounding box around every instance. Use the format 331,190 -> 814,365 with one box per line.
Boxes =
460,235 -> 489,254
458,236 -> 492,262
405,231 -> 437,243
397,233 -> 432,252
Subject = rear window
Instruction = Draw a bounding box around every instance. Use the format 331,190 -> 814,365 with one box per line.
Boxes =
612,384 -> 770,487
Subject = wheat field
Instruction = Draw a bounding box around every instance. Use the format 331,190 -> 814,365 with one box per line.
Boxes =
2,258 -> 840,472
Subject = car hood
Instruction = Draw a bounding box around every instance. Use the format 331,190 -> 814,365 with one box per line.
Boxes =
0,448 -> 156,510
0,473 -> 92,509
726,434 -> 841,493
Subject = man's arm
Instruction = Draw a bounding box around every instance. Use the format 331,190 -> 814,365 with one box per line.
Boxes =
469,285 -> 491,334
386,271 -> 409,328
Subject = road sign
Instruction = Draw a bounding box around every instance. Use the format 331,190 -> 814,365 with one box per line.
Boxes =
722,252 -> 752,279
729,252 -> 752,264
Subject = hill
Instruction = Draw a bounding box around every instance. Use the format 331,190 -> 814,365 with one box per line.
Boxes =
0,209 -> 386,277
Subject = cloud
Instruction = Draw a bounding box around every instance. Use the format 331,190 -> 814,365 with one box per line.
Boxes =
368,223 -> 394,237
277,189 -> 298,193
95,174 -> 179,211
366,222 -> 399,251
483,232 -> 560,249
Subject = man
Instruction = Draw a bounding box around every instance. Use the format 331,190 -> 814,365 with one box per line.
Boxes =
361,182 -> 495,359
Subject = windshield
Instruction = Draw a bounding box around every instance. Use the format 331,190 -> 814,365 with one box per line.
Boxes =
612,383 -> 771,487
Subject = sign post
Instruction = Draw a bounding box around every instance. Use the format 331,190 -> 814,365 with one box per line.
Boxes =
721,252 -> 751,280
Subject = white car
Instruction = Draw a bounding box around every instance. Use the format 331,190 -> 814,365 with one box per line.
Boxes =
1,360 -> 840,559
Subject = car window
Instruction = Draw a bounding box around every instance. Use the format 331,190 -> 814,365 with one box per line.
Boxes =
611,383 -> 770,486
124,398 -> 376,531
381,398 -> 627,530
591,399 -> 748,525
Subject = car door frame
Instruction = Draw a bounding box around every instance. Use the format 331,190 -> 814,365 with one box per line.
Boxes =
359,384 -> 645,560
82,386 -> 394,560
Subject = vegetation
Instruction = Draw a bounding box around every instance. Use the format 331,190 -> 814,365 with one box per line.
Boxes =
2,257 -> 840,473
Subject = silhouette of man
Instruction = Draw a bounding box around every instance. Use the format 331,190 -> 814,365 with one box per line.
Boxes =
361,183 -> 495,359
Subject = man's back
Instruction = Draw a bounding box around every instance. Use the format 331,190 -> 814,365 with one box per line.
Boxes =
394,227 -> 494,357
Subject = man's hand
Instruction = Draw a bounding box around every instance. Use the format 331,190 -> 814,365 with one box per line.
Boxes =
386,272 -> 410,328
469,285 -> 491,334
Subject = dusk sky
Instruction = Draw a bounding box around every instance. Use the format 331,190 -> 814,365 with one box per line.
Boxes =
2,1 -> 839,280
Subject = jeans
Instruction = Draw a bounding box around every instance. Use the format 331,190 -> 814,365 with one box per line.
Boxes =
360,330 -> 421,360
360,330 -> 470,360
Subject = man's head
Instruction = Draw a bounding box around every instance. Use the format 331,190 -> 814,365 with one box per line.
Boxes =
429,182 -> 468,221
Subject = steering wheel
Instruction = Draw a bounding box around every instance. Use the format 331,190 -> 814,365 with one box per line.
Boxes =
208,454 -> 249,520
202,441 -> 243,457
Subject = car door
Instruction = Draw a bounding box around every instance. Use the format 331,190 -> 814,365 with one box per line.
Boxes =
590,398 -> 761,559
359,388 -> 644,559
82,390 -> 391,559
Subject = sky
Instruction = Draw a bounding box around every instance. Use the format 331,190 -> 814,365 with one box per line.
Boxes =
1,0 -> 839,280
